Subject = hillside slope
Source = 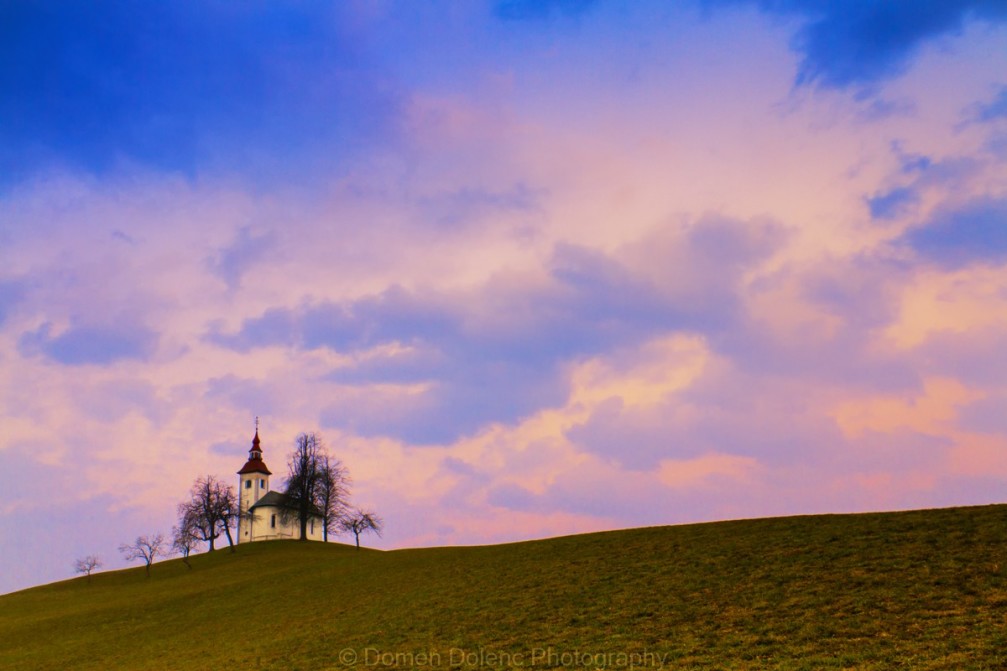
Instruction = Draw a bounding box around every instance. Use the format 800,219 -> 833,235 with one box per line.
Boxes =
2,505 -> 1007,670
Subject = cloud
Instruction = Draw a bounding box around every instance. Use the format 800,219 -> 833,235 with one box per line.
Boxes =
205,376 -> 284,419
972,85 -> 1007,122
73,379 -> 166,424
708,254 -> 919,393
327,345 -> 448,385
208,440 -> 249,459
207,286 -> 460,354
18,321 -> 157,365
484,454 -> 765,526
532,361 -> 959,525
321,359 -> 569,445
0,281 -> 24,326
912,327 -> 1007,387
832,429 -> 951,473
903,197 -> 1007,268
958,392 -> 1007,434
416,183 -> 544,230
111,230 -> 137,245
207,309 -> 300,352
713,0 -> 1007,91
486,482 -> 539,511
569,366 -> 849,471
867,186 -> 919,220
566,396 -> 706,470
801,254 -> 911,331
618,215 -> 789,332
302,288 -> 459,352
210,226 -> 279,290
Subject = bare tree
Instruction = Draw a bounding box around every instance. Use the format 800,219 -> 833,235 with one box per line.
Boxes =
216,485 -> 239,550
318,453 -> 351,542
178,475 -> 238,552
340,509 -> 383,549
177,501 -> 210,548
119,533 -> 166,577
172,518 -> 199,569
73,555 -> 102,583
284,432 -> 356,542
283,433 -> 324,541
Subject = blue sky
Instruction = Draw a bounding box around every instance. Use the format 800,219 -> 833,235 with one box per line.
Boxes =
1,0 -> 1006,593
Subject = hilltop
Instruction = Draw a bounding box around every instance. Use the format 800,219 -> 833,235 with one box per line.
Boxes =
2,505 -> 1007,670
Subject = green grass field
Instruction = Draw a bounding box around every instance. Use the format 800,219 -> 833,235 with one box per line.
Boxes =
2,505 -> 1007,670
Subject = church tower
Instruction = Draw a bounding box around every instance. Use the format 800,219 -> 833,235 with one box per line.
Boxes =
236,420 -> 272,544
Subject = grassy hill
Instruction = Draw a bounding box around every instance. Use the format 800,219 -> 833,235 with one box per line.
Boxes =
3,505 -> 1007,670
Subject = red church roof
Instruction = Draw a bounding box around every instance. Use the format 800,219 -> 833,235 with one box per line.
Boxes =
237,429 -> 272,475
238,459 -> 271,475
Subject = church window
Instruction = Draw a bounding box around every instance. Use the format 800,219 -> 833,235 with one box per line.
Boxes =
271,514 -> 276,528
260,478 -> 265,488
310,520 -> 314,534
245,480 -> 252,489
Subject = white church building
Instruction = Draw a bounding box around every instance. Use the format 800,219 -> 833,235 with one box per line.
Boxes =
237,428 -> 324,543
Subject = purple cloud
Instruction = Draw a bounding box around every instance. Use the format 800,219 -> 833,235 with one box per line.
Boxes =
208,439 -> 253,460
958,393 -> 1007,435
711,0 -> 1007,91
210,226 -> 278,290
486,483 -> 541,512
18,321 -> 156,365
327,345 -> 448,385
321,359 -> 569,445
417,183 -> 544,229
802,255 -> 911,331
205,376 -> 283,419
0,281 -> 24,326
74,379 -> 166,424
486,460 -> 750,527
569,371 -> 848,471
206,309 -> 301,352
867,186 -> 919,220
973,85 -> 1007,123
566,396 -> 707,469
903,197 -> 1007,268
710,255 -> 920,393
912,327 -> 1007,387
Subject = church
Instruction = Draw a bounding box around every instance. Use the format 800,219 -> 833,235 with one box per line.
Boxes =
236,427 -> 325,543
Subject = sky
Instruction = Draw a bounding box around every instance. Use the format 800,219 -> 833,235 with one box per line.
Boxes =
1,0 -> 1006,594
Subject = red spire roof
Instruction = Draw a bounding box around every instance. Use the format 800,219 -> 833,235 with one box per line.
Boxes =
237,428 -> 272,475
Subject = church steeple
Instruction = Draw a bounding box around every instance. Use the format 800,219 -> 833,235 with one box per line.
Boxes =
238,418 -> 272,476
249,422 -> 263,460
237,419 -> 272,544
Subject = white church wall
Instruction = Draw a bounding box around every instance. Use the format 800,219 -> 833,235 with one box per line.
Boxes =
237,472 -> 271,544
245,507 -> 325,542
